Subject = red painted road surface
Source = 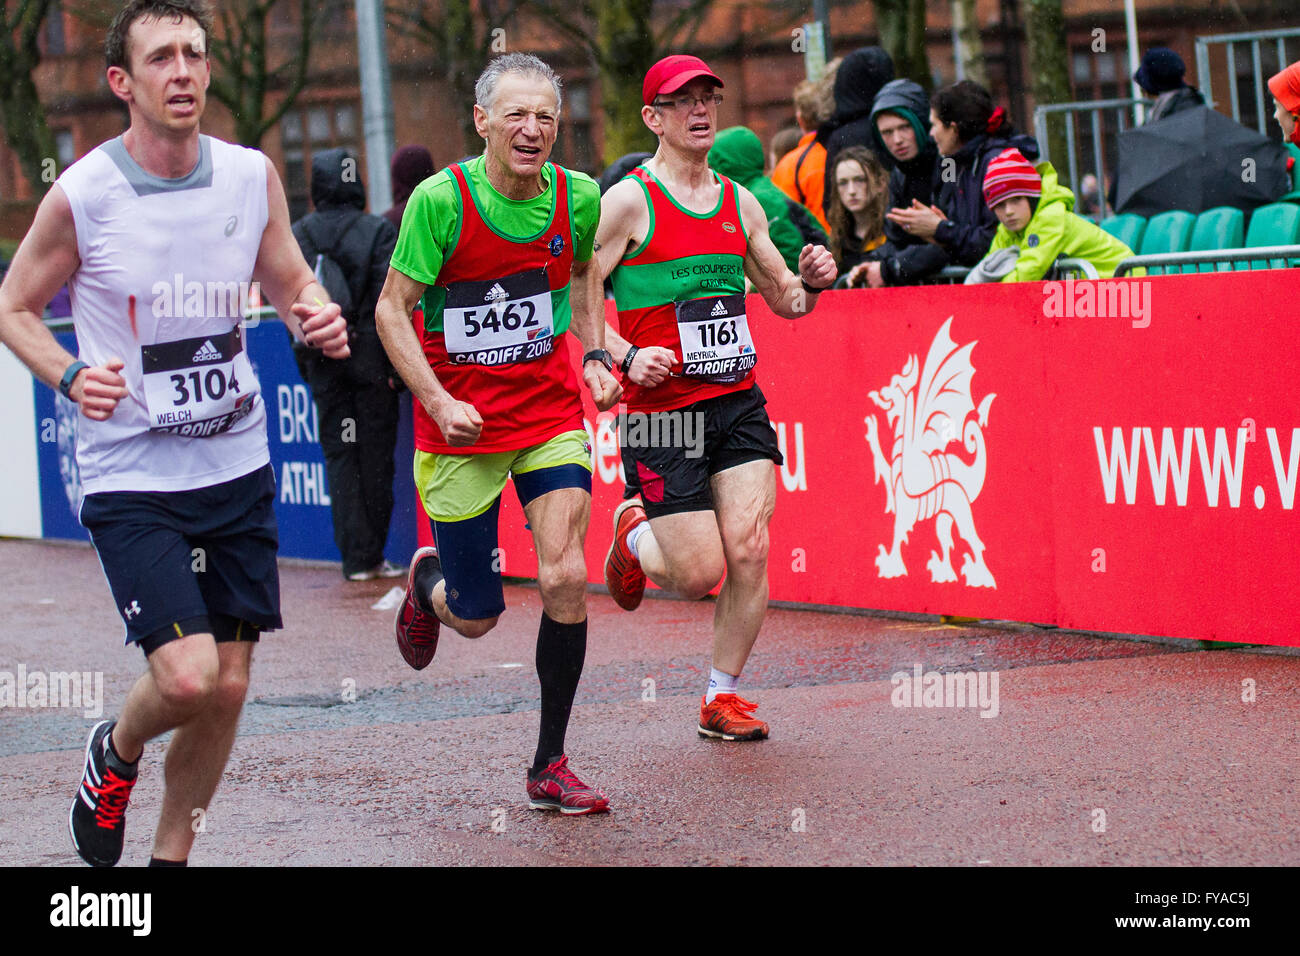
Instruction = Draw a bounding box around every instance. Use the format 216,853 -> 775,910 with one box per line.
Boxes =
1,538 -> 1297,866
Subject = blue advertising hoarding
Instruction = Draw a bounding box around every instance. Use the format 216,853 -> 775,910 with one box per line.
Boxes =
33,319 -> 420,567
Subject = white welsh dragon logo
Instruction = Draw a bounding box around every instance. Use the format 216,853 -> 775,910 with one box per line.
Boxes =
863,318 -> 996,588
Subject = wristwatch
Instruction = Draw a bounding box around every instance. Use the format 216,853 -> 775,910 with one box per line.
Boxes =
59,360 -> 89,399
583,349 -> 614,372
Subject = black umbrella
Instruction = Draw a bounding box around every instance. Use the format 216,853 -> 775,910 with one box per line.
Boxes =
1114,105 -> 1290,216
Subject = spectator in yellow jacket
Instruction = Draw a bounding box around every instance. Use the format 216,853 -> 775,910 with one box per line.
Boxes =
972,148 -> 1134,282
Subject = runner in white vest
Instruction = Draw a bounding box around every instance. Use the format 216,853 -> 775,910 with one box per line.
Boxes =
0,0 -> 349,867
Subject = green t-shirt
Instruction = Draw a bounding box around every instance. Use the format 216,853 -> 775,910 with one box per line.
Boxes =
389,154 -> 600,332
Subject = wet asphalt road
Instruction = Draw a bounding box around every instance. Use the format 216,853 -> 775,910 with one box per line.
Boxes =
2,538 -> 1298,866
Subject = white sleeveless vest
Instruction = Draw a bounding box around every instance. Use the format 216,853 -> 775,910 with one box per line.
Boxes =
58,134 -> 271,494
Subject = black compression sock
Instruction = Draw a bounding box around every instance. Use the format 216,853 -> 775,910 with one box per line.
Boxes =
532,613 -> 588,775
412,555 -> 444,615
148,857 -> 187,867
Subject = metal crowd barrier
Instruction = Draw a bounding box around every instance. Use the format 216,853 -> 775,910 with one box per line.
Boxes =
1032,98 -> 1148,220
1114,244 -> 1300,276
1195,27 -> 1300,135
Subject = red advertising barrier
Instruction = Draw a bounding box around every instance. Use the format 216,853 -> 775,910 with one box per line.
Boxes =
429,271 -> 1298,647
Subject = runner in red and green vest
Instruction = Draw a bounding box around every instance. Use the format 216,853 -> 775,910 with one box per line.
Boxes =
376,54 -> 621,815
597,55 -> 838,742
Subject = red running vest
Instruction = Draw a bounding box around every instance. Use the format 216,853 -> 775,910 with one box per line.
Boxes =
611,165 -> 754,414
415,162 -> 584,454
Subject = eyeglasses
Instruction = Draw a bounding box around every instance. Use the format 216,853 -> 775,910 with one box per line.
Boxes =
652,93 -> 724,111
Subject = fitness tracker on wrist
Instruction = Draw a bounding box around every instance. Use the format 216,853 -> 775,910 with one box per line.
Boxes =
621,345 -> 640,374
59,360 -> 89,399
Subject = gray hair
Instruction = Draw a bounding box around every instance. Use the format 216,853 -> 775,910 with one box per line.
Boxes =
475,53 -> 563,113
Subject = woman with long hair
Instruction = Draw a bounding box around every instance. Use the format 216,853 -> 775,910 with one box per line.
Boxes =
886,80 -> 1040,267
826,146 -> 890,278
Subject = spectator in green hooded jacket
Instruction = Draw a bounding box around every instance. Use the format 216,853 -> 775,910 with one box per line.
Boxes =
709,126 -> 817,272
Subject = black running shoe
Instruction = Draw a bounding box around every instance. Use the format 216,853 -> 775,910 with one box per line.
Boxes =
69,720 -> 138,867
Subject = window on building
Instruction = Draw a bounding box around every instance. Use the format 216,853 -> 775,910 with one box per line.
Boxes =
44,2 -> 66,56
281,102 -> 361,220
54,129 -> 76,172
1066,45 -> 1131,206
554,80 -> 596,175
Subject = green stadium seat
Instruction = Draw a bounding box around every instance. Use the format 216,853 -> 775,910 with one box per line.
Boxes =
1238,202 -> 1300,270
1099,213 -> 1146,252
1184,206 -> 1244,273
1138,210 -> 1195,275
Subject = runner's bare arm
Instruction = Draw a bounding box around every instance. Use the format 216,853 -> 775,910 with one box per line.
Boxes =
737,184 -> 837,319
374,266 -> 482,446
0,186 -> 128,420
594,178 -> 674,387
570,254 -> 622,411
252,156 -> 349,359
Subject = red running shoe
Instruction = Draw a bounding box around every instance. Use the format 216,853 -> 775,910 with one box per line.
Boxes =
526,755 -> 611,815
604,498 -> 647,611
698,693 -> 770,741
394,546 -> 441,670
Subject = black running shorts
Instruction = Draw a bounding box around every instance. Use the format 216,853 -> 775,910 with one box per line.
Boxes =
80,463 -> 282,654
620,385 -> 784,519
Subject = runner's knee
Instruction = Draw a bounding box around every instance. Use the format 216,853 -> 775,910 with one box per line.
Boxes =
675,556 -> 725,600
455,616 -> 499,639
212,668 -> 250,715
724,533 -> 770,584
155,657 -> 219,711
537,557 -> 587,605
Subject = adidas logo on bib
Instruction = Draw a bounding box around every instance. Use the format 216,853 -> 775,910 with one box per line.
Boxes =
484,283 -> 508,302
710,300 -> 728,317
192,340 -> 222,362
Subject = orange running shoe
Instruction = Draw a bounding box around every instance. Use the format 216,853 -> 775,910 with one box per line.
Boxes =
604,498 -> 647,611
698,693 -> 770,741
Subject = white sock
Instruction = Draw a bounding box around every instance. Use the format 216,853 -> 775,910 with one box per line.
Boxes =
626,521 -> 650,560
706,667 -> 739,703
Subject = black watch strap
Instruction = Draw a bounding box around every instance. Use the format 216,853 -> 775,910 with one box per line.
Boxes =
621,345 -> 640,375
583,348 -> 614,372
800,277 -> 824,295
59,360 -> 89,399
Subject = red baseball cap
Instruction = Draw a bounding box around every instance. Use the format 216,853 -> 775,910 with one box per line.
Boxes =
643,54 -> 724,106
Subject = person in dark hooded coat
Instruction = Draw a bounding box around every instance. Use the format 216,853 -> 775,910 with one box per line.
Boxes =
887,80 -> 1040,268
850,79 -> 950,287
292,147 -> 403,581
599,152 -> 654,195
818,46 -> 896,220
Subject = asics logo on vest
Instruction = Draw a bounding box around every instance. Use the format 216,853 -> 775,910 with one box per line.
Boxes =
224,215 -> 239,236
722,222 -> 737,233
484,283 -> 509,302
549,233 -> 564,256
192,340 -> 223,363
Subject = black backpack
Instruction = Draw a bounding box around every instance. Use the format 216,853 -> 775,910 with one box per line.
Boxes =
298,209 -> 386,325
311,249 -> 356,322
